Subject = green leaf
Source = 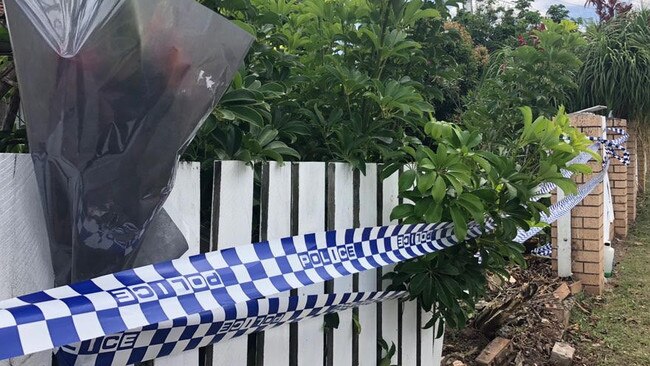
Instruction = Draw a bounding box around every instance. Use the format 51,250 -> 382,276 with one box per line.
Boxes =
381,163 -> 401,180
431,175 -> 446,203
547,177 -> 577,195
353,312 -> 362,335
417,172 -> 436,193
390,204 -> 415,221
410,273 -> 428,296
228,105 -> 265,127
450,206 -> 468,240
424,203 -> 443,223
399,170 -> 417,192
565,163 -> 592,174
437,263 -> 460,276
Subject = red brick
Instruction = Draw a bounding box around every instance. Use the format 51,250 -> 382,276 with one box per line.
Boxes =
573,206 -> 602,218
584,262 -> 601,274
582,218 -> 602,229
574,273 -> 603,287
584,284 -> 603,296
574,251 -> 600,262
582,195 -> 602,206
571,262 -> 584,273
475,337 -> 512,366
574,228 -> 602,240
582,239 -> 601,251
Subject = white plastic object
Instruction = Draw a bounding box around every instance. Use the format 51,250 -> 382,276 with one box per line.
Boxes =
604,241 -> 615,278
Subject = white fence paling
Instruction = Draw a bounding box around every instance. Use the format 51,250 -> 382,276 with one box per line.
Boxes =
0,154 -> 201,366
209,161 -> 254,366
327,162 -> 355,366
0,154 -> 53,366
259,162 -> 292,366
294,162 -> 327,366
380,171 -> 400,365
356,165 -> 378,366
0,157 -> 445,366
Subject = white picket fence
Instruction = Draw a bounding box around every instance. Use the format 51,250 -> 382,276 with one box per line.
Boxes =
0,155 -> 444,366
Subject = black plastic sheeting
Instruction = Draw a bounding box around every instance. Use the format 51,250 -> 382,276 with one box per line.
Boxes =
5,0 -> 253,285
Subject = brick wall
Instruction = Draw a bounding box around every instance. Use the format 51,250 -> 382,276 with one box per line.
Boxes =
608,118 -> 628,238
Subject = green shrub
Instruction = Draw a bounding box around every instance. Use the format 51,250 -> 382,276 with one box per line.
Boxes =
462,20 -> 585,150
385,107 -> 597,332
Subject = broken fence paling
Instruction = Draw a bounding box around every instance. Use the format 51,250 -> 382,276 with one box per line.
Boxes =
0,128 -> 628,365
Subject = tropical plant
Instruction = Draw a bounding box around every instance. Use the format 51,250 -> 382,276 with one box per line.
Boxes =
463,20 -> 585,150
190,0 -> 486,171
384,107 -> 597,332
407,18 -> 488,121
576,10 -> 650,125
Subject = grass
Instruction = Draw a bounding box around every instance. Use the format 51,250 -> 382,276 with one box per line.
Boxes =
570,195 -> 650,365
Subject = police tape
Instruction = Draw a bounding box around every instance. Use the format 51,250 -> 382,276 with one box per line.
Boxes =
0,222 -> 479,364
0,128 -> 629,365
56,291 -> 407,365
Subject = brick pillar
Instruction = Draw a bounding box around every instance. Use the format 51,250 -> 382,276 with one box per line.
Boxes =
551,113 -> 605,295
628,132 -> 638,223
608,118 -> 628,238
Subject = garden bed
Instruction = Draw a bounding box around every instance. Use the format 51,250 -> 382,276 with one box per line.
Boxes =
442,257 -> 577,366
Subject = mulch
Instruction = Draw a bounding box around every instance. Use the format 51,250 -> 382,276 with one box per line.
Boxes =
441,257 -> 578,366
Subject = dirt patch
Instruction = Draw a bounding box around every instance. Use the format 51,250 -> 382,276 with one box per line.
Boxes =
442,257 -> 579,365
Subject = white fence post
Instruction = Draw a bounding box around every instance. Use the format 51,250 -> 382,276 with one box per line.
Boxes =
0,155 -> 200,366
0,154 -> 53,366
556,189 -> 573,278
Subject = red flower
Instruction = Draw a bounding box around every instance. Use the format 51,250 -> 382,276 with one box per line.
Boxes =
518,35 -> 526,46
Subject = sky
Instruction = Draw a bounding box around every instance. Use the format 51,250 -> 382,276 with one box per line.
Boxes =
473,0 -> 648,22
530,0 -> 647,20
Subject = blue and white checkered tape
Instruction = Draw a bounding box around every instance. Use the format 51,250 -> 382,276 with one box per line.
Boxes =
0,127 -> 630,365
534,127 -> 628,197
55,291 -> 406,365
0,223 -> 479,364
531,243 -> 552,258
515,159 -> 610,244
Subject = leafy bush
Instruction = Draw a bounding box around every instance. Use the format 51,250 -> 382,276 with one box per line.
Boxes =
190,0 -> 501,171
462,20 -> 585,150
384,107 -> 597,332
455,0 -> 542,52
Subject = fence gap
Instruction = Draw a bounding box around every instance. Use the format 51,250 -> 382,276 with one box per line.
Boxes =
352,170 -> 360,366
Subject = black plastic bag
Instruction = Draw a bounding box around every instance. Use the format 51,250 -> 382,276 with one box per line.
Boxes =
5,0 -> 253,285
